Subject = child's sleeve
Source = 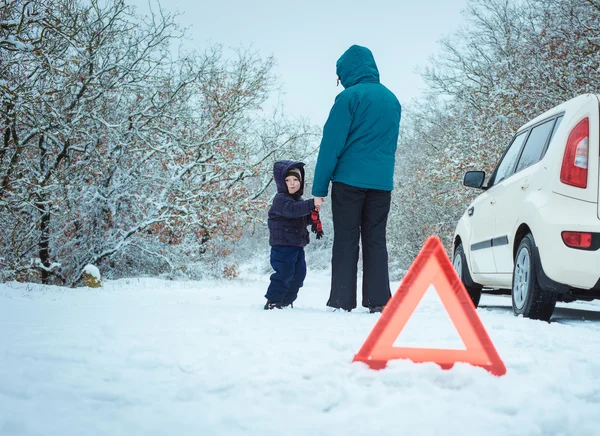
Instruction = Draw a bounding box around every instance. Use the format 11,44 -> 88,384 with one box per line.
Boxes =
275,195 -> 315,219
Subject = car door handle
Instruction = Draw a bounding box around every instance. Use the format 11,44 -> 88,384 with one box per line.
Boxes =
521,183 -> 530,190
490,199 -> 496,205
468,207 -> 474,216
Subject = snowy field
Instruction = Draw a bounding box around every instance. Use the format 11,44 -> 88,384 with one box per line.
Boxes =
2,269 -> 600,436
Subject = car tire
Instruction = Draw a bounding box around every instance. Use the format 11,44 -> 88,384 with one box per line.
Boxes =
453,244 -> 482,307
512,233 -> 557,321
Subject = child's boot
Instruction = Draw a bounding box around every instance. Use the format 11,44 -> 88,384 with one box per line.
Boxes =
264,300 -> 282,310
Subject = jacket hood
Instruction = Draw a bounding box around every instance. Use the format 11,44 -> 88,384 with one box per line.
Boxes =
273,160 -> 306,196
336,45 -> 380,89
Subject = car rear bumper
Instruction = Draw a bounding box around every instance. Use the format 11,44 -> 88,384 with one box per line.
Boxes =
534,194 -> 600,290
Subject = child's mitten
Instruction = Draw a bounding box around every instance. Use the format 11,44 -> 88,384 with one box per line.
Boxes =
311,208 -> 324,240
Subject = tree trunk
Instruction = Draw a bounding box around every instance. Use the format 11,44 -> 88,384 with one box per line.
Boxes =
36,196 -> 51,284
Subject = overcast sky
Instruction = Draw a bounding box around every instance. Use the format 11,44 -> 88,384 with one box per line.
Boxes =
128,0 -> 468,124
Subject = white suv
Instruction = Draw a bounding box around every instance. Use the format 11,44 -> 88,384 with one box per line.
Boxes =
453,94 -> 600,321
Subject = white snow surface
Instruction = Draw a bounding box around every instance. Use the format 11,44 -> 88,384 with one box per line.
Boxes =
2,270 -> 600,436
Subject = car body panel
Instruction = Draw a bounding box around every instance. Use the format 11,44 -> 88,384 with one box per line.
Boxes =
454,93 -> 600,294
467,189 -> 497,274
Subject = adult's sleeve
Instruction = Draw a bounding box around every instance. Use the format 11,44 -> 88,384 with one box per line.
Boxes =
312,92 -> 354,197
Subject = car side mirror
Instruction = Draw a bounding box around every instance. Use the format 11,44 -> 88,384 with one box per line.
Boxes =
463,171 -> 486,189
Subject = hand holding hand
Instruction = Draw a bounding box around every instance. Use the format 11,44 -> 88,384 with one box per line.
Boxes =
314,197 -> 325,208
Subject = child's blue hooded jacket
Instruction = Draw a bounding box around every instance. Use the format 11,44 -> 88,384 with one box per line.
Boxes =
268,160 -> 315,247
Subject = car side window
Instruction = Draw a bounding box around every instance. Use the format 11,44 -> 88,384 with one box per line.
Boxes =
550,115 -> 563,142
515,119 -> 555,172
539,115 -> 563,159
492,132 -> 527,186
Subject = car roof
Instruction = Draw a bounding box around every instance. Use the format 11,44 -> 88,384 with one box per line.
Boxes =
518,94 -> 599,132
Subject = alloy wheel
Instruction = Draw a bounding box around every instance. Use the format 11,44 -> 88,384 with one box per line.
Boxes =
513,247 -> 531,310
453,253 -> 462,279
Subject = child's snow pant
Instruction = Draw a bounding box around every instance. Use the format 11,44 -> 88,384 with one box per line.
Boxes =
265,246 -> 306,305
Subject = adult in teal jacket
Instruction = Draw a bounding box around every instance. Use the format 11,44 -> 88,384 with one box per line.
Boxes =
312,45 -> 401,312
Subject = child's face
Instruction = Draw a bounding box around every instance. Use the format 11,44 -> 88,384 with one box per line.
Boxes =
285,175 -> 300,194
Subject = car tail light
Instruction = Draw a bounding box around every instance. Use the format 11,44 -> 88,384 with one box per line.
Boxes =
560,118 -> 588,188
561,231 -> 592,249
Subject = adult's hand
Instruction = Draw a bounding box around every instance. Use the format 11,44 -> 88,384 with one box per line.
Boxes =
314,197 -> 325,209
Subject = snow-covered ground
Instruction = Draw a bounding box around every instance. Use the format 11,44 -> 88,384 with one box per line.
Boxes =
2,269 -> 600,436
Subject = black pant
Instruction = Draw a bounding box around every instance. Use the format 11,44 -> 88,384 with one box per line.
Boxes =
328,182 -> 392,310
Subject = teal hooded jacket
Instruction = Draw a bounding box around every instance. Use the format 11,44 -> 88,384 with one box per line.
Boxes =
312,45 -> 401,197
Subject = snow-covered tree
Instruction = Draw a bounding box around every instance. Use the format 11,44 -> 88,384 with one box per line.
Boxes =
390,0 -> 600,268
0,0 -> 315,284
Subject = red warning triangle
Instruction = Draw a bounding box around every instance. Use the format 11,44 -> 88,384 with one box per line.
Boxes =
353,236 -> 506,376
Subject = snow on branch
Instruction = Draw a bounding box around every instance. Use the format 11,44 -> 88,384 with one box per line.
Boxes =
1,0 -> 316,285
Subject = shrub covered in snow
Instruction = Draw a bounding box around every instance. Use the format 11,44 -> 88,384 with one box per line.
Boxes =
82,265 -> 102,288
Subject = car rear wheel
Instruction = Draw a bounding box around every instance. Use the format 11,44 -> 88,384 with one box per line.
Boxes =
512,233 -> 557,321
453,244 -> 482,307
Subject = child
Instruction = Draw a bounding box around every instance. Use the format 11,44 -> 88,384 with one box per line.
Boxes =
264,160 -> 324,310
